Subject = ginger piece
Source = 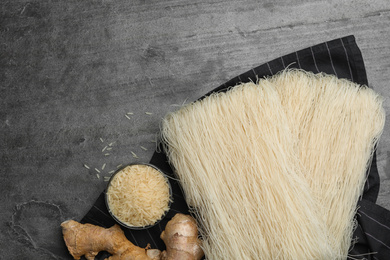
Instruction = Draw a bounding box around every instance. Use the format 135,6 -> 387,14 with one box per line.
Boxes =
160,214 -> 204,260
61,214 -> 203,260
61,220 -> 161,260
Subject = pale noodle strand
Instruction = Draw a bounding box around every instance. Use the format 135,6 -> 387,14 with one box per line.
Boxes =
161,70 -> 384,259
162,82 -> 333,259
270,70 -> 385,258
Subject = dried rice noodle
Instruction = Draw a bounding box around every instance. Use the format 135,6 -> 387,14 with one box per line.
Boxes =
270,70 -> 385,257
161,69 -> 385,259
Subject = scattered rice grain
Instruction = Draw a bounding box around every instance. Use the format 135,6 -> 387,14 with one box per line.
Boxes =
131,151 -> 139,158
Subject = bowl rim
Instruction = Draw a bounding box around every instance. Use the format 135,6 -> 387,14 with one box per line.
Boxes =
104,162 -> 173,230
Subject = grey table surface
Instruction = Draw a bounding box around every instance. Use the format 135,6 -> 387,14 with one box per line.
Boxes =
1,0 -> 390,258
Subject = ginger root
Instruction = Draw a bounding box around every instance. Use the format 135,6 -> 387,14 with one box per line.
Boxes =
61,220 -> 160,260
160,213 -> 204,260
61,213 -> 203,260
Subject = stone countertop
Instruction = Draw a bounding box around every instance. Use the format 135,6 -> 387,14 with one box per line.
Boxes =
1,1 -> 389,258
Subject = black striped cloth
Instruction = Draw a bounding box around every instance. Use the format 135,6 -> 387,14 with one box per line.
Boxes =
81,35 -> 390,260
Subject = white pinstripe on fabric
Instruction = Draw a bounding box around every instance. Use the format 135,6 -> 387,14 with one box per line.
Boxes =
169,208 -> 182,213
364,151 -> 376,192
267,62 -> 273,75
365,232 -> 390,249
340,38 -> 354,81
325,41 -> 338,77
365,174 -> 370,192
93,205 -> 112,219
295,52 -> 302,69
86,217 -> 106,228
129,229 -> 139,245
251,68 -> 257,77
310,46 -> 320,73
360,210 -> 390,230
146,228 -> 158,248
280,56 -> 286,68
172,192 -> 184,199
158,221 -> 163,234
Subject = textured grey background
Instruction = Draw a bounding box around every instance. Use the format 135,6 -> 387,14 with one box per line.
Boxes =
1,1 -> 389,258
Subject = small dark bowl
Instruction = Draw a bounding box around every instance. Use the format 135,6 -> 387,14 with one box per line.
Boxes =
105,162 -> 172,230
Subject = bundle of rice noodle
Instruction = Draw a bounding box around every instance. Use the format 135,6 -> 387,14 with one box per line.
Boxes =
161,69 -> 385,259
270,70 -> 385,257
